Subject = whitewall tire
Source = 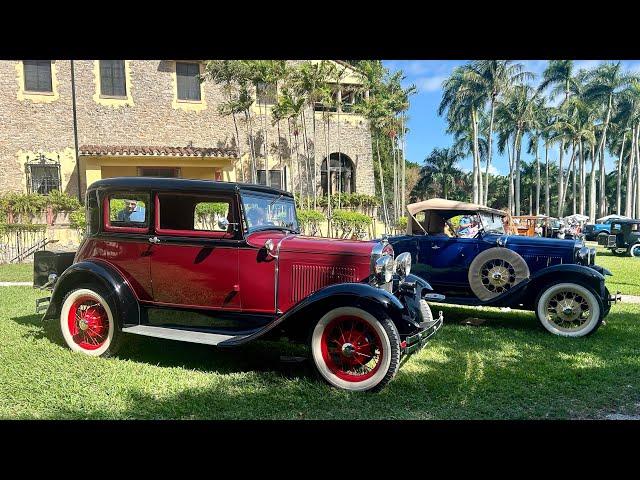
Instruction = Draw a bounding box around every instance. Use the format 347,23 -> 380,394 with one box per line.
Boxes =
60,288 -> 120,357
310,306 -> 400,392
535,282 -> 603,337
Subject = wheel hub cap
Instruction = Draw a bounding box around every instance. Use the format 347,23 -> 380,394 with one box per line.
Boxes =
546,290 -> 591,329
68,297 -> 109,350
320,315 -> 383,382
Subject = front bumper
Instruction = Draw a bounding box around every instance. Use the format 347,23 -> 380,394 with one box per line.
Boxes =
403,310 -> 444,355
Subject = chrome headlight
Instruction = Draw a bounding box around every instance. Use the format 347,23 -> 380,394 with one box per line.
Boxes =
375,255 -> 394,285
576,246 -> 590,265
395,252 -> 411,279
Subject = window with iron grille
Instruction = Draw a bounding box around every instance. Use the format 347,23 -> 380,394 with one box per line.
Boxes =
255,82 -> 276,105
176,62 -> 201,101
28,164 -> 61,194
23,60 -> 53,93
99,60 -> 127,97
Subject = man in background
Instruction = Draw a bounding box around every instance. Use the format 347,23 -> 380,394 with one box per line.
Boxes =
117,199 -> 146,223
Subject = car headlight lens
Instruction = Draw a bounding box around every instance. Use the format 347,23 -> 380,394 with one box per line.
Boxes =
577,246 -> 590,264
395,252 -> 411,279
375,255 -> 394,284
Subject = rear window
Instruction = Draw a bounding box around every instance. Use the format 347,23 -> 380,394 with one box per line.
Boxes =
104,193 -> 150,233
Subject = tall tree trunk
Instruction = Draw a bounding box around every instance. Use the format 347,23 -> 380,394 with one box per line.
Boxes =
401,115 -> 406,215
617,133 -> 626,215
625,125 -> 636,216
545,142 -> 550,216
579,141 -> 585,215
598,95 -> 613,218
557,140 -> 564,218
515,126 -> 522,215
572,146 -> 577,215
589,144 -> 597,223
484,98 -> 496,205
376,136 -> 390,233
535,144 -> 540,216
311,106 -> 318,210
636,124 -> 640,219
301,109 -> 312,209
470,110 -> 479,204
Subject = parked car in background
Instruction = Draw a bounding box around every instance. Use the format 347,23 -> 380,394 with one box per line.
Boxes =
583,216 -> 628,241
598,218 -> 640,257
34,177 -> 443,392
388,198 -> 619,337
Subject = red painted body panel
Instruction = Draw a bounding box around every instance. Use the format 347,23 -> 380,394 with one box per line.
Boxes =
75,238 -> 153,301
148,243 -> 240,309
245,230 -> 375,313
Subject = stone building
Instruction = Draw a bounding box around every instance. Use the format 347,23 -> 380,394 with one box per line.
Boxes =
0,60 -> 375,200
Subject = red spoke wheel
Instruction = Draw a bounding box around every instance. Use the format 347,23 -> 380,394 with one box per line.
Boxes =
311,307 -> 400,392
60,288 -> 120,357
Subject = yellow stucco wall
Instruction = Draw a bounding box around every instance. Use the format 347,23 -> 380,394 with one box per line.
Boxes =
81,155 -> 237,191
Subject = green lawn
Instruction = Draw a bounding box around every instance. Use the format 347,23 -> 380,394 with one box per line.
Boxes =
0,262 -> 32,282
589,242 -> 640,295
1,262 -> 639,419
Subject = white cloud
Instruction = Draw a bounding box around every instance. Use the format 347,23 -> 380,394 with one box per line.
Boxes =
415,75 -> 448,93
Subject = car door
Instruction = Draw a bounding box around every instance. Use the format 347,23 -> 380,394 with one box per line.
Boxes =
148,191 -> 241,310
91,191 -> 154,301
418,235 -> 480,287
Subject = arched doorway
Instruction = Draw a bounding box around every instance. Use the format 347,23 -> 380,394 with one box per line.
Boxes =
320,153 -> 355,196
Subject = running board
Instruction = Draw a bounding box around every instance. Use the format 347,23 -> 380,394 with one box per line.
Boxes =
121,325 -> 247,346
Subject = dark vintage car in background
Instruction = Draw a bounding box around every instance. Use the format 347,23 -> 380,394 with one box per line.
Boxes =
388,198 -> 620,338
598,218 -> 640,257
34,177 -> 443,392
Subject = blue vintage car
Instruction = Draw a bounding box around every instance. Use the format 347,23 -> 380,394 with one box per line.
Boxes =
388,198 -> 619,337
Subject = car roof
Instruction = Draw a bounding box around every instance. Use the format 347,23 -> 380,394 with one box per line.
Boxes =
87,177 -> 294,197
406,198 -> 506,216
611,218 -> 640,224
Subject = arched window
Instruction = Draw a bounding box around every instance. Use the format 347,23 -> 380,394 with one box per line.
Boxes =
320,153 -> 355,196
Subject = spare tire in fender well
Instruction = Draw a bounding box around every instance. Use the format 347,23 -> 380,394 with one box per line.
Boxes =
42,260 -> 141,327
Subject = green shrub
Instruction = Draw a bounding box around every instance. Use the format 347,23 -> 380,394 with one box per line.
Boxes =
395,216 -> 407,231
331,209 -> 372,238
297,209 -> 325,236
47,190 -> 81,213
69,209 -> 87,234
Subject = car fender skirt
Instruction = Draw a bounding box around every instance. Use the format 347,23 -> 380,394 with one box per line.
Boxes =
42,260 -> 141,327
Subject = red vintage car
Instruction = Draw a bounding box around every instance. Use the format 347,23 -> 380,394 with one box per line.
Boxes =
35,177 -> 443,392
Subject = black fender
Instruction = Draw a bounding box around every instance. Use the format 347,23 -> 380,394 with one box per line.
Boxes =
42,260 -> 141,328
521,263 -> 607,309
404,274 -> 434,292
234,282 -> 414,345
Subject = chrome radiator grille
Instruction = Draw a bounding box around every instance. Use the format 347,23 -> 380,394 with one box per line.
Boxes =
291,264 -> 357,303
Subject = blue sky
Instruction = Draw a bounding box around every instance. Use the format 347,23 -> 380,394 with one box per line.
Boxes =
382,60 -> 640,175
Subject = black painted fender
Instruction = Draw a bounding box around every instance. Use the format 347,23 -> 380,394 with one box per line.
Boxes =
522,263 -> 608,308
233,282 -> 414,345
42,260 -> 141,328
404,274 -> 434,292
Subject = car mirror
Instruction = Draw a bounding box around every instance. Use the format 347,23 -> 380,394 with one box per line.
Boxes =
218,217 -> 229,230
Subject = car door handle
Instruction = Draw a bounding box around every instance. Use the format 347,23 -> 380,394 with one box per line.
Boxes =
431,245 -> 441,250
148,236 -> 160,244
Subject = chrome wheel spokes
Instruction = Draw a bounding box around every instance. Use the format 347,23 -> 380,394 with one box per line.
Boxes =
480,259 -> 516,294
546,290 -> 591,330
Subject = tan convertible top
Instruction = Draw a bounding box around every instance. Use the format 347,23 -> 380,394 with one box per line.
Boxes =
406,198 -> 505,216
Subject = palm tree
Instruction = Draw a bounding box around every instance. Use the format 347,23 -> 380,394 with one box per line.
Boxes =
469,60 -> 533,204
583,62 -> 631,217
439,65 -> 486,203
495,84 -> 540,215
413,147 -> 463,200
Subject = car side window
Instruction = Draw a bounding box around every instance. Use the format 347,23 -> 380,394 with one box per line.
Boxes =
104,193 -> 150,233
155,193 -> 237,239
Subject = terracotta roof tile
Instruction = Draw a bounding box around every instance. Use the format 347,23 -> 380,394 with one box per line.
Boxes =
79,145 -> 238,158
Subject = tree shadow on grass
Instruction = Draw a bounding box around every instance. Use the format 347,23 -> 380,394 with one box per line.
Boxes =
10,312 -> 314,380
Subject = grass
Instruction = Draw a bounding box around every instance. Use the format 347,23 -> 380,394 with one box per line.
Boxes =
0,262 -> 32,282
0,246 -> 639,419
588,241 -> 640,295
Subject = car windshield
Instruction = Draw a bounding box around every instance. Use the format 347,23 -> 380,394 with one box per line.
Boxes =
240,191 -> 299,233
479,212 -> 506,234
